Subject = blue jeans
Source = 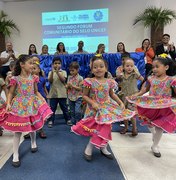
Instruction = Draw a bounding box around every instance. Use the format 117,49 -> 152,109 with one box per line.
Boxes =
69,97 -> 82,124
48,98 -> 70,123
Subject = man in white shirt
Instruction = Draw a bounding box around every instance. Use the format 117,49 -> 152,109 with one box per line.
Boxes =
0,42 -> 18,79
73,41 -> 88,54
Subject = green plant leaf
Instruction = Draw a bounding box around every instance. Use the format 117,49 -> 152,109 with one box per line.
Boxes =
0,10 -> 19,37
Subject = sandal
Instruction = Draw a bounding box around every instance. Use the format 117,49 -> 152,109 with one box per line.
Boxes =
39,131 -> 47,139
131,130 -> 138,137
120,128 -> 128,134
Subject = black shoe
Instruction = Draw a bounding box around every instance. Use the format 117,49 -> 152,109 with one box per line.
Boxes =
12,160 -> 21,167
151,147 -> 161,158
24,133 -> 30,139
100,150 -> 114,160
48,121 -> 53,128
67,120 -> 73,126
83,153 -> 92,161
31,147 -> 38,153
0,130 -> 3,136
153,151 -> 161,158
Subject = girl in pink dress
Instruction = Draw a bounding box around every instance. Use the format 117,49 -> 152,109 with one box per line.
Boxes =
127,56 -> 176,158
3,55 -> 53,167
71,56 -> 136,161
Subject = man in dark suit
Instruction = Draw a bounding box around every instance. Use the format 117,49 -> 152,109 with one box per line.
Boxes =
155,34 -> 176,60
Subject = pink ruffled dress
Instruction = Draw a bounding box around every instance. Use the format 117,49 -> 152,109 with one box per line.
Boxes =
2,75 -> 53,132
71,78 -> 136,148
0,97 -> 6,125
127,75 -> 176,133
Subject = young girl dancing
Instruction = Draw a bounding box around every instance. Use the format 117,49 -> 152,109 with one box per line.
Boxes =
32,61 -> 48,138
127,56 -> 176,158
2,55 -> 52,167
71,56 -> 136,161
119,58 -> 144,136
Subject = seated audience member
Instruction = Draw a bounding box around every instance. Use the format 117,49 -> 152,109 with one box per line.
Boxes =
28,44 -> 38,55
54,42 -> 68,55
155,34 -> 176,60
95,43 -> 105,54
117,42 -> 128,54
0,42 -> 18,79
73,41 -> 88,54
41,45 -> 49,55
135,39 -> 155,76
5,61 -> 16,89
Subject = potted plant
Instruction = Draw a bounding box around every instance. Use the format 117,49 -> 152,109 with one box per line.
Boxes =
133,6 -> 176,50
0,10 -> 19,53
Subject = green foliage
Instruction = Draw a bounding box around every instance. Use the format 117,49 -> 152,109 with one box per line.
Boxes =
133,6 -> 176,30
0,10 -> 19,36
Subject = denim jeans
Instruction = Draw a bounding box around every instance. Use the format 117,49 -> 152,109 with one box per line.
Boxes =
69,97 -> 82,124
48,98 -> 70,123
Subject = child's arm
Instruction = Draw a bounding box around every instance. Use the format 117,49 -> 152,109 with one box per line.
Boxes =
109,89 -> 125,110
6,85 -> 16,111
83,87 -> 99,111
133,81 -> 150,96
2,84 -> 8,98
43,83 -> 48,97
56,70 -> 66,84
138,75 -> 144,82
34,82 -> 45,101
48,71 -> 54,83
70,80 -> 83,91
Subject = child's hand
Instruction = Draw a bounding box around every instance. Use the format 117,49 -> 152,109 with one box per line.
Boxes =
6,104 -> 12,111
67,83 -> 72,89
92,102 -> 99,111
127,96 -> 136,101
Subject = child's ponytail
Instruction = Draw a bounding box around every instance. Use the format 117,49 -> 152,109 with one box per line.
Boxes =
13,55 -> 31,76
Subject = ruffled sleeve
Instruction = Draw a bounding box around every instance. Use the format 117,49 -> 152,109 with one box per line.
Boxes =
108,79 -> 118,90
9,76 -> 17,86
171,77 -> 176,88
83,78 -> 92,88
33,75 -> 39,83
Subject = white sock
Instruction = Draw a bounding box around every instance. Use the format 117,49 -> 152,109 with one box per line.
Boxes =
84,140 -> 94,156
148,127 -> 156,141
13,132 -> 22,162
30,132 -> 37,149
152,127 -> 163,153
100,145 -> 111,155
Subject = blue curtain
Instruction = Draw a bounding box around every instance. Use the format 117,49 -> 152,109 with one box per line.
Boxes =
38,52 -> 145,89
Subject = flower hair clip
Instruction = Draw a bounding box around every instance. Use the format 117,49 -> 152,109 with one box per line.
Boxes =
34,61 -> 40,65
95,54 -> 102,57
158,53 -> 168,58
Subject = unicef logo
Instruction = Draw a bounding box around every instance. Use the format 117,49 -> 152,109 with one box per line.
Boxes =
94,11 -> 103,21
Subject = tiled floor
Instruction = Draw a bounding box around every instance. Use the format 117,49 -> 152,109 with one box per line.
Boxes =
0,130 -> 176,179
109,133 -> 176,180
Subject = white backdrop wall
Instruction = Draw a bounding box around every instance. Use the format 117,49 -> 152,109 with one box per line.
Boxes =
2,0 -> 176,54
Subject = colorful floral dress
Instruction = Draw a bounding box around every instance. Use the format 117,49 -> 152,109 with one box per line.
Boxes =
0,78 -> 7,125
2,75 -> 53,132
71,78 -> 136,148
127,75 -> 176,133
